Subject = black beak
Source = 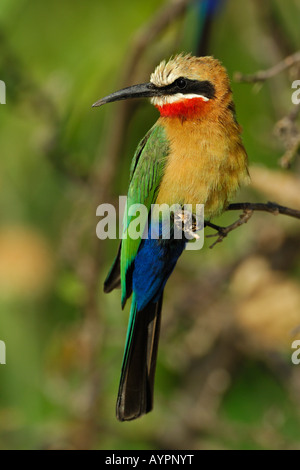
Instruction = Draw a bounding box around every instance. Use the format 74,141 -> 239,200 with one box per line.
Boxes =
92,82 -> 161,107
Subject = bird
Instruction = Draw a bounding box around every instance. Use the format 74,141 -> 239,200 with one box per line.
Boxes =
92,53 -> 249,421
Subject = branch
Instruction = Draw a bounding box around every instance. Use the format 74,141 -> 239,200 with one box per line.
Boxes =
205,210 -> 253,248
205,201 -> 300,249
227,201 -> 300,218
234,48 -> 300,168
279,135 -> 300,169
234,50 -> 300,83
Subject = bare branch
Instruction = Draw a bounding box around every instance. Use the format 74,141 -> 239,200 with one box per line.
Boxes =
205,210 -> 253,248
279,135 -> 300,169
234,50 -> 300,83
205,201 -> 300,249
227,201 -> 300,219
274,107 -> 300,168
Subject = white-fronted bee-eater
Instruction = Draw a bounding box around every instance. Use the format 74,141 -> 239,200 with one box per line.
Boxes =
93,53 -> 249,421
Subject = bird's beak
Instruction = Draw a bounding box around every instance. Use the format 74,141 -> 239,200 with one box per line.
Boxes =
92,82 -> 161,107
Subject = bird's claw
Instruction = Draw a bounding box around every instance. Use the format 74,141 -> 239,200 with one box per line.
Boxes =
173,209 -> 202,239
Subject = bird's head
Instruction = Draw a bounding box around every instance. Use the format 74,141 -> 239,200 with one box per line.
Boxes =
93,54 -> 232,120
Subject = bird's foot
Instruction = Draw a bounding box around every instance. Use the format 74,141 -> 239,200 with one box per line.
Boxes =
173,209 -> 203,240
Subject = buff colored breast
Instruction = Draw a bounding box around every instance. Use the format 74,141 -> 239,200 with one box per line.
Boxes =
155,116 -> 249,219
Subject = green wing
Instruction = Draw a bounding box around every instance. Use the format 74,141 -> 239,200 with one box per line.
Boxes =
120,123 -> 169,307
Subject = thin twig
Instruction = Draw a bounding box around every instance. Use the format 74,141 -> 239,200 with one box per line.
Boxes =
274,107 -> 300,168
205,210 -> 253,248
227,201 -> 300,218
234,50 -> 300,83
279,136 -> 300,169
205,201 -> 300,249
288,102 -> 300,122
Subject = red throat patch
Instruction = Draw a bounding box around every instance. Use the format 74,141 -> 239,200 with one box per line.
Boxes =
156,97 -> 210,119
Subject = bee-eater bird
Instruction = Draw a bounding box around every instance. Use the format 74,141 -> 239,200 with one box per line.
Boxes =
93,54 -> 249,421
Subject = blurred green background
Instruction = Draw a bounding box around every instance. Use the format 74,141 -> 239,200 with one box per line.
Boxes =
0,0 -> 300,450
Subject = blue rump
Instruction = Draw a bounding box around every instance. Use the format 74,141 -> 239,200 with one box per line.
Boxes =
132,221 -> 186,311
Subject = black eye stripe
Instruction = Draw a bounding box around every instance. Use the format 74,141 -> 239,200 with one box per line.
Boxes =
157,77 -> 215,100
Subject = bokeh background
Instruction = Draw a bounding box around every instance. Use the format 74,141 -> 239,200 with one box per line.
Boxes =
0,0 -> 300,450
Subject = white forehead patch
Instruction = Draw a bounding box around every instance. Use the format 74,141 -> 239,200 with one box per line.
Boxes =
151,93 -> 209,106
150,58 -> 184,87
150,53 -> 195,87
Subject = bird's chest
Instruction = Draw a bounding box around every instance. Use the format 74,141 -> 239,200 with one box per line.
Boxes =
155,120 -> 233,217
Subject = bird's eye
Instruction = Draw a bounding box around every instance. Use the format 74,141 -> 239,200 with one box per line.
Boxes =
176,78 -> 187,89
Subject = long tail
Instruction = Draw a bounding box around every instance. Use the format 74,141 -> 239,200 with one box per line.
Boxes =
116,293 -> 163,421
